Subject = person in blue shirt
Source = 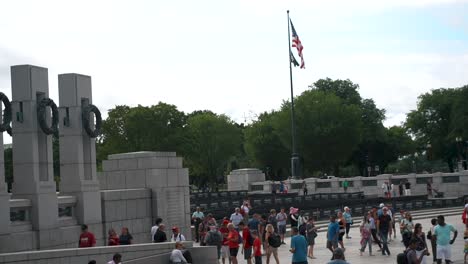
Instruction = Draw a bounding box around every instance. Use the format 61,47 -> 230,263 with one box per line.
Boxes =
290,226 -> 308,264
327,215 -> 340,260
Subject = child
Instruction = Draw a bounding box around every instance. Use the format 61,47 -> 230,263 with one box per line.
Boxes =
464,227 -> 468,264
252,230 -> 262,264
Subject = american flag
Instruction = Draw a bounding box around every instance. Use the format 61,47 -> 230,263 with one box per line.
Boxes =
290,19 -> 305,69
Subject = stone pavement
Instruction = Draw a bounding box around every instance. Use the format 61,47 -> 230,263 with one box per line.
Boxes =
232,214 -> 466,264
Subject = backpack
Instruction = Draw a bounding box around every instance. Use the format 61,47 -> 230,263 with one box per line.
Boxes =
299,223 -> 307,236
247,231 -> 254,245
206,231 -> 222,246
396,250 -> 409,264
183,250 -> 193,264
268,233 -> 282,248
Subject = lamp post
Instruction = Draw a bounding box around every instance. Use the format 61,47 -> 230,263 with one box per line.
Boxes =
456,137 -> 463,171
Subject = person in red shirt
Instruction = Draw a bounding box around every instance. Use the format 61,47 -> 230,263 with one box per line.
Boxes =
108,228 -> 119,246
219,220 -> 230,264
252,230 -> 262,264
227,223 -> 239,264
79,224 -> 96,248
239,222 -> 253,264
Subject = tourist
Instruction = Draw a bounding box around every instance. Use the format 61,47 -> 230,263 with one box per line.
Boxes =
108,228 -> 120,246
205,225 -> 223,261
151,217 -> 163,242
463,226 -> 467,264
328,248 -> 349,264
219,220 -> 230,264
342,180 -> 349,193
290,207 -> 299,228
434,215 -> 458,264
107,253 -> 122,264
241,199 -> 252,223
153,223 -> 167,243
411,223 -> 428,264
252,230 -> 262,264
427,180 -> 433,198
192,207 -> 204,243
230,208 -> 244,229
306,217 -> 318,259
343,207 -> 353,239
79,224 -> 96,248
401,212 -> 414,248
382,181 -> 390,198
276,208 -> 288,244
377,206 -> 392,256
289,226 -> 308,264
326,215 -> 340,259
260,214 -> 268,251
248,213 -> 260,234
359,214 -> 373,256
405,180 -> 412,196
170,242 -> 188,264
302,180 -> 308,196
199,214 -> 214,245
462,203 -> 468,228
268,209 -> 278,233
391,182 -> 397,197
239,222 -> 253,264
336,211 -> 346,251
265,224 -> 280,264
428,218 -> 438,262
171,226 -> 186,242
119,227 -> 133,245
279,181 -> 285,194
227,223 -> 240,264
368,210 -> 383,251
405,238 -> 428,264
399,181 -> 404,197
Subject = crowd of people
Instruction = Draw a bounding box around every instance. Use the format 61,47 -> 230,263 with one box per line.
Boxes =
190,199 -> 468,264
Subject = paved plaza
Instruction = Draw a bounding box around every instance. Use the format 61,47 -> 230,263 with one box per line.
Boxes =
228,214 -> 466,264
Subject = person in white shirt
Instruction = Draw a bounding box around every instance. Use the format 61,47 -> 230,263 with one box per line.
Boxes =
107,253 -> 122,264
151,218 -> 163,242
230,208 -> 244,228
170,242 -> 188,264
171,226 -> 186,242
241,200 -> 252,222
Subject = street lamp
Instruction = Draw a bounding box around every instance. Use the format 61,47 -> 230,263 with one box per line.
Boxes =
456,137 -> 463,171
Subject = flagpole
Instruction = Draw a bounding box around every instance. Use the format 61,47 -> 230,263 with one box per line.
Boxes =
287,10 -> 300,179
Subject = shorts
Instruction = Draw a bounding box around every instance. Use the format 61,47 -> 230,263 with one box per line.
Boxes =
221,245 -> 230,258
267,246 -> 278,255
436,244 -> 451,260
278,225 -> 286,235
230,247 -> 239,257
327,240 -> 338,249
244,247 -> 252,259
338,232 -> 345,241
255,256 -> 262,264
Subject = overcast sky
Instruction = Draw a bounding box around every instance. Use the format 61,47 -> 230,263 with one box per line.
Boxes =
1,0 -> 468,144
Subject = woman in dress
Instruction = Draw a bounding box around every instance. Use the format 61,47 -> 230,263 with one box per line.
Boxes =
337,211 -> 347,251
306,217 -> 318,259
343,207 -> 353,239
411,223 -> 428,264
359,214 -> 373,256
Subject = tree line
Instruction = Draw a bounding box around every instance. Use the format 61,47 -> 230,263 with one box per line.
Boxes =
3,78 -> 468,189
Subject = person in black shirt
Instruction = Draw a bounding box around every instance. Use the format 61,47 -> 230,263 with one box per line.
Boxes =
377,207 -> 392,256
119,227 -> 133,245
154,224 -> 167,243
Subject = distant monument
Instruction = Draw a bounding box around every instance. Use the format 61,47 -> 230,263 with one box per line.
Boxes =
0,65 -> 191,253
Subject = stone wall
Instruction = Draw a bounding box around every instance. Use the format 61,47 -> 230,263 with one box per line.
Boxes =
99,151 -> 192,241
248,171 -> 468,197
0,241 -> 218,264
227,168 -> 265,191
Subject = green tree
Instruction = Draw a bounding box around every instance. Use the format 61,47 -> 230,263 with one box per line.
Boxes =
275,90 -> 363,176
244,111 -> 290,180
182,112 -> 242,188
98,103 -> 186,164
405,87 -> 468,171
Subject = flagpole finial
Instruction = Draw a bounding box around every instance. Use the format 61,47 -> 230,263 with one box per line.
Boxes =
287,10 -> 289,13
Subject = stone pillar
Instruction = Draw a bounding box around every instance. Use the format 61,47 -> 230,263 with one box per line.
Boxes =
10,65 -> 58,231
0,103 -> 9,234
58,74 -> 102,224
